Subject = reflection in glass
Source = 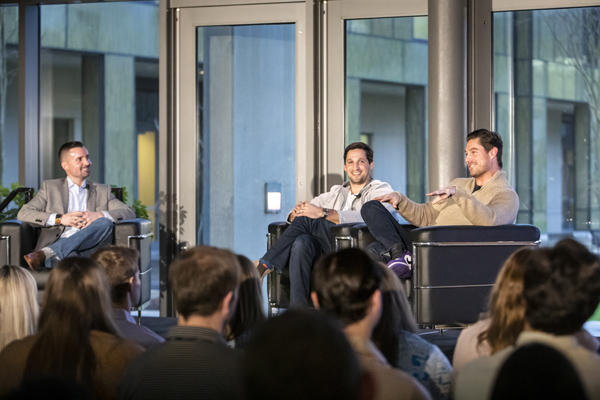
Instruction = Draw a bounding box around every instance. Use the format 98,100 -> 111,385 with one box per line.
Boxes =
345,17 -> 428,203
0,6 -> 18,187
494,8 -> 600,247
40,2 -> 160,315
196,24 -> 296,259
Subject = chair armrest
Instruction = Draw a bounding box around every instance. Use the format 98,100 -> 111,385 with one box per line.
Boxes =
329,223 -> 361,250
267,221 -> 289,250
114,219 -> 153,308
0,220 -> 38,267
410,224 -> 541,244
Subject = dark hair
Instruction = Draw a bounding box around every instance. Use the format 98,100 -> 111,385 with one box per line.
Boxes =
467,129 -> 503,168
24,257 -> 118,390
372,266 -> 418,366
58,141 -> 85,161
344,142 -> 373,164
169,246 -> 241,319
225,255 -> 266,348
491,343 -> 588,400
312,248 -> 382,326
523,239 -> 600,335
243,309 -> 363,400
92,246 -> 139,304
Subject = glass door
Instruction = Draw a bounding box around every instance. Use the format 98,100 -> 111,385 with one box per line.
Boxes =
175,3 -> 308,260
326,1 -> 429,201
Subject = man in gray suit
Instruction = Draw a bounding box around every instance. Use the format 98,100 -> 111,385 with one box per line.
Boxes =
18,141 -> 135,270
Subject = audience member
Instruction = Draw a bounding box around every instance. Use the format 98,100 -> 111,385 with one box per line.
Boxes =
225,255 -> 266,349
452,246 -> 599,375
119,246 -> 244,400
312,248 -> 431,400
93,245 -> 165,349
490,343 -> 588,400
0,257 -> 144,400
455,239 -> 600,400
0,265 -> 39,353
244,309 -> 370,400
372,267 -> 452,400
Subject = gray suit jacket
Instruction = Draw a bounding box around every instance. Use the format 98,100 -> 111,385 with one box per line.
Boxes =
17,178 -> 135,250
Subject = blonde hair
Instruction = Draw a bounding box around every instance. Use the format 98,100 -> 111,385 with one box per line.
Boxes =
478,247 -> 534,353
0,265 -> 39,352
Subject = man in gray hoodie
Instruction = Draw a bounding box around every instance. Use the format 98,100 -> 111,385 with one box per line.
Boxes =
257,142 -> 398,307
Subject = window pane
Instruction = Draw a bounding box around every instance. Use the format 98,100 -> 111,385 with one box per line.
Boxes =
196,24 -> 296,259
494,7 -> 600,248
40,1 -> 159,227
0,6 -> 18,189
40,2 -> 160,314
345,17 -> 428,203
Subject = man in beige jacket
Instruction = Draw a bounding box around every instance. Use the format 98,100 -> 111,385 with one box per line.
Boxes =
361,129 -> 519,276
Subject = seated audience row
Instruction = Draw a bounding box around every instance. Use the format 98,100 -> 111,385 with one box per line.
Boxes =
453,245 -> 599,374
5,238 -> 597,400
0,257 -> 144,399
454,239 -> 600,400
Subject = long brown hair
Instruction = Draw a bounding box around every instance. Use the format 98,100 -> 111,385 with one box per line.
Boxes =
24,257 -> 118,388
225,255 -> 266,345
372,265 -> 418,365
478,247 -> 534,353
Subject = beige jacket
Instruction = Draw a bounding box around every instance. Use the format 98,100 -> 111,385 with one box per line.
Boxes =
396,171 -> 519,227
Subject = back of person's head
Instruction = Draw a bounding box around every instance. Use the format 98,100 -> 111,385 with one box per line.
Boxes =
92,245 -> 139,304
523,239 -> 600,335
344,142 -> 374,163
0,265 -> 39,352
491,343 -> 588,400
466,129 -> 503,168
169,246 -> 241,319
372,265 -> 418,365
312,248 -> 382,326
243,309 -> 364,400
24,257 -> 117,385
225,255 -> 266,346
479,247 -> 534,353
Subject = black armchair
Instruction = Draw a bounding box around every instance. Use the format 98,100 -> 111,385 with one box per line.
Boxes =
266,220 -> 540,327
0,188 -> 153,312
266,221 -> 362,316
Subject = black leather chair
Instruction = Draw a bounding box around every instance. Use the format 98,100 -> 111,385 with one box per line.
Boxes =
266,221 -> 540,327
405,224 -> 540,327
0,188 -> 153,313
266,221 -> 361,316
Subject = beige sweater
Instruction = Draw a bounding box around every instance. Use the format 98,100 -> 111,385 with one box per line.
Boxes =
396,171 -> 519,227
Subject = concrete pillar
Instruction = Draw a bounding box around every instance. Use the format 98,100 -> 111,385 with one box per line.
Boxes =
428,0 -> 467,190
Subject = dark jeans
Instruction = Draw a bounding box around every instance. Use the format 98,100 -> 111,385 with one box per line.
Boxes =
260,216 -> 334,307
360,200 -> 413,262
